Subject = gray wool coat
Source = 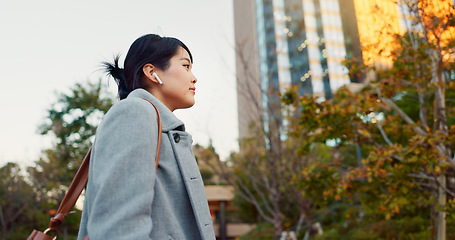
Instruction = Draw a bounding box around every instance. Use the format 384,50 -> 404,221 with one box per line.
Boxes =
77,89 -> 215,240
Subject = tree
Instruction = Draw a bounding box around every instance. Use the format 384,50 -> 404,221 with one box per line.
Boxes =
282,0 -> 455,238
363,1 -> 455,238
216,45 -> 329,237
230,1 -> 337,236
27,80 -> 115,238
29,80 -> 114,200
193,142 -> 228,185
229,1 -> 455,238
0,162 -> 38,240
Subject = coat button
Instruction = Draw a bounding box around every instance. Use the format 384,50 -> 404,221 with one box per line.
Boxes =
173,133 -> 180,143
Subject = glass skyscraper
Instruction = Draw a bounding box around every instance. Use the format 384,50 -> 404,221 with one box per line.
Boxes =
234,0 -> 454,138
234,0 -> 361,139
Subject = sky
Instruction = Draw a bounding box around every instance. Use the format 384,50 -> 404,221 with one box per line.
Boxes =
0,0 -> 238,167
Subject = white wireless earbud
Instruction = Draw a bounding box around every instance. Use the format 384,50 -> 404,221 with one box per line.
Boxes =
153,72 -> 163,85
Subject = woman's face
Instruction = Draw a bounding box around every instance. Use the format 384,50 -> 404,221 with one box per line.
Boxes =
154,47 -> 197,111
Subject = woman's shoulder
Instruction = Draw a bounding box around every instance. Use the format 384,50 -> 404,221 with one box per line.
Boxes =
100,96 -> 159,128
108,96 -> 157,116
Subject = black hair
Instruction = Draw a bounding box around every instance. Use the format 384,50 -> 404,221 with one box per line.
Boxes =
103,34 -> 193,100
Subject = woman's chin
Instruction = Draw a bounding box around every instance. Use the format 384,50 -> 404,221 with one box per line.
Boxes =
176,101 -> 195,110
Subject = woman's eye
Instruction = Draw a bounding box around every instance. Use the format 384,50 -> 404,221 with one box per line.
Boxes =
183,64 -> 190,69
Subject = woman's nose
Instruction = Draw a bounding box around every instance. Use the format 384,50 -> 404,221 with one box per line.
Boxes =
191,73 -> 197,83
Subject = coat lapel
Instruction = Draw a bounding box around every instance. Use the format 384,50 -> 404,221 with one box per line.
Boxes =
168,130 -> 214,239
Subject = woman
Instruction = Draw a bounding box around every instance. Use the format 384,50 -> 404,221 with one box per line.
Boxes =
77,34 -> 216,240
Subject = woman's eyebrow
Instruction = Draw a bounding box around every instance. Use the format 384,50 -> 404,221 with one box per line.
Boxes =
181,57 -> 191,63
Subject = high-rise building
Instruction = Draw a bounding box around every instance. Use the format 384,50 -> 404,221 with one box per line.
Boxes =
234,0 -> 362,139
234,0 -> 454,139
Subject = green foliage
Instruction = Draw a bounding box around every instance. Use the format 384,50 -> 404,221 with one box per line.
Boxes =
281,78 -> 455,235
291,143 -> 341,205
39,80 -> 114,166
0,162 -> 79,239
313,216 -> 453,240
200,169 -> 215,182
0,80 -> 115,238
276,2 -> 455,238
193,142 -> 227,185
29,80 -> 114,202
0,162 -> 36,239
239,222 -> 275,240
230,194 -> 261,223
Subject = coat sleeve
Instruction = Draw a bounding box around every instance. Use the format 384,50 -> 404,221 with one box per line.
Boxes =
86,98 -> 158,240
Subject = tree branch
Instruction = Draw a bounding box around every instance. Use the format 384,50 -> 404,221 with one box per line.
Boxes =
433,174 -> 455,198
234,175 -> 275,223
376,122 -> 393,146
380,97 -> 426,136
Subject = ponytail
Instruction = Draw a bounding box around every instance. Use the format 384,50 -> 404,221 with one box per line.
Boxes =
103,55 -> 130,100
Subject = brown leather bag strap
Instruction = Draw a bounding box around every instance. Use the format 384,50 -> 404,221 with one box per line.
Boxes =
141,98 -> 163,170
45,98 -> 162,236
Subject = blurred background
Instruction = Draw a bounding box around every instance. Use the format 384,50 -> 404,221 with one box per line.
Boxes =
1,0 -> 455,239
0,0 -> 237,167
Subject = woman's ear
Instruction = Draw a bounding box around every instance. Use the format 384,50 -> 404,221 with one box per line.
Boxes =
143,64 -> 161,85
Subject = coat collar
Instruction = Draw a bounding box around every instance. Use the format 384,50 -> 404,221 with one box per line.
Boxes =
127,89 -> 185,132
